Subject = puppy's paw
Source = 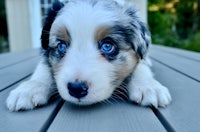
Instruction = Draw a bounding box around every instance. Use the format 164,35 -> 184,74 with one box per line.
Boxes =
129,80 -> 172,108
6,81 -> 50,111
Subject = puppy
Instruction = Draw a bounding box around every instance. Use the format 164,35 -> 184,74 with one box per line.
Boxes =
6,0 -> 171,111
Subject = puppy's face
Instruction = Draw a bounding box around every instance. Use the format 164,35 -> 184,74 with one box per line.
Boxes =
42,0 -> 151,105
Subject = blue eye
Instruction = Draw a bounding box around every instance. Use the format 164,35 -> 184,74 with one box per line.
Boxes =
57,41 -> 67,55
99,38 -> 119,60
100,38 -> 117,54
100,43 -> 115,54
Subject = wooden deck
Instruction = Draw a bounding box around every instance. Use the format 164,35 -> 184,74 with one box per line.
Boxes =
0,45 -> 200,132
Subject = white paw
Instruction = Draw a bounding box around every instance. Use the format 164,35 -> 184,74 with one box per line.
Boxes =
129,80 -> 172,108
6,81 -> 50,111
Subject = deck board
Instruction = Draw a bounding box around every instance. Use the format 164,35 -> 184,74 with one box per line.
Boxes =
0,49 -> 39,69
151,56 -> 200,132
0,82 -> 62,132
152,45 -> 200,62
150,46 -> 200,82
151,46 -> 200,131
48,102 -> 166,132
0,57 -> 40,91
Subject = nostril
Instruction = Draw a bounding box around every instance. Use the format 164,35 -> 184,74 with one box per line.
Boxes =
67,81 -> 88,99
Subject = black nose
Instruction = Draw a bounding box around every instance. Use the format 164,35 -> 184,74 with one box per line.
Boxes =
67,81 -> 88,99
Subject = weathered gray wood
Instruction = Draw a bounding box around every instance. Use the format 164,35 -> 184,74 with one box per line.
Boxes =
48,102 -> 166,132
152,60 -> 200,132
150,46 -> 200,82
152,45 -> 200,62
0,49 -> 40,69
0,81 -> 62,132
0,57 -> 40,91
1,45 -> 200,132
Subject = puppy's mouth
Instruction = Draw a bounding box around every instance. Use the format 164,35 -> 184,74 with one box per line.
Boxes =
70,99 -> 94,106
67,96 -> 99,106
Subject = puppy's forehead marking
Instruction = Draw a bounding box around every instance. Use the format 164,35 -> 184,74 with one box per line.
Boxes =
96,25 -> 133,50
54,1 -> 120,43
51,23 -> 70,42
95,26 -> 111,42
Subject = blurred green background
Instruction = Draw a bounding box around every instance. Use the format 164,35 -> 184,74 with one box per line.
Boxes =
0,0 -> 200,53
148,0 -> 200,52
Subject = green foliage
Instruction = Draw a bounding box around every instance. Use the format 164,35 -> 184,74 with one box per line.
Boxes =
148,0 -> 200,52
184,32 -> 200,52
175,1 -> 195,39
148,0 -> 166,6
0,36 -> 7,53
148,11 -> 175,36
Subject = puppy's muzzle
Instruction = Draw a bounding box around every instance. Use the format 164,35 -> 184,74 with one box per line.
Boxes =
67,81 -> 88,99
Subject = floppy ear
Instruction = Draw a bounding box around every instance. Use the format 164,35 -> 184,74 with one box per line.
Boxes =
41,1 -> 64,50
125,7 -> 151,59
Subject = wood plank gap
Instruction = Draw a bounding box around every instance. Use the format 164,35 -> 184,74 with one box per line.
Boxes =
40,99 -> 65,132
151,107 -> 175,132
0,55 -> 39,70
0,74 -> 32,93
152,46 -> 200,62
163,51 -> 200,63
151,57 -> 200,83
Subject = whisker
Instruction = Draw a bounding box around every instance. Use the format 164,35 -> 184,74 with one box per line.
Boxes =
113,89 -> 128,99
88,91 -> 112,105
117,87 -> 128,94
108,96 -> 119,103
112,93 -> 126,102
103,99 -> 114,105
49,87 -> 58,96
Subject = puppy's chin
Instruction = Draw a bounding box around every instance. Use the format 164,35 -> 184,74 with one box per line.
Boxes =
63,98 -> 105,106
57,88 -> 114,106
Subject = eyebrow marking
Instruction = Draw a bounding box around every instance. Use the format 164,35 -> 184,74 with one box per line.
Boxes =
95,26 -> 110,42
51,25 -> 71,43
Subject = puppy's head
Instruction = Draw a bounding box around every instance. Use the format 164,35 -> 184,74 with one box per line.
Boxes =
41,0 -> 151,105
